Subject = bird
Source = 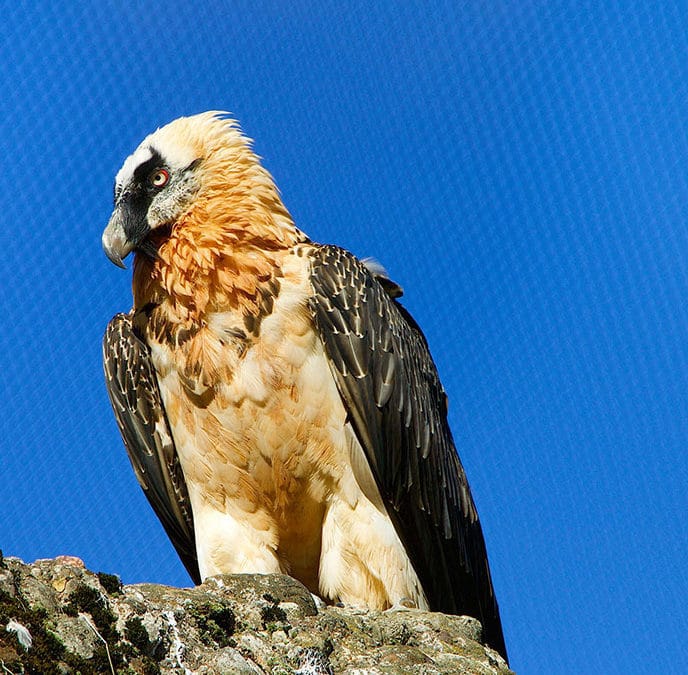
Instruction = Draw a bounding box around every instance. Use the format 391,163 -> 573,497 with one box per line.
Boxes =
102,111 -> 508,661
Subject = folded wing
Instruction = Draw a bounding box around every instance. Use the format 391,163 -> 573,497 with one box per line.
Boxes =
103,313 -> 200,584
308,245 -> 507,661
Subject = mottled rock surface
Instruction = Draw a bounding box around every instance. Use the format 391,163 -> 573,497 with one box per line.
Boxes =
0,551 -> 512,674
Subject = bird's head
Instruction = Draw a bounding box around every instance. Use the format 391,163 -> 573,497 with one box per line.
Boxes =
102,112 -> 296,269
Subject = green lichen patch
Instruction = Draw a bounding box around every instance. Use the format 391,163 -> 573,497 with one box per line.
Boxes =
64,583 -> 117,642
130,655 -> 163,675
0,588 -> 67,674
322,636 -> 334,657
58,582 -> 161,673
125,616 -> 152,653
261,594 -> 291,634
190,601 -> 237,647
96,571 -> 123,596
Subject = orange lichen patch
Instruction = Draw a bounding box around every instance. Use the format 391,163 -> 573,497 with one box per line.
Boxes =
51,556 -> 85,568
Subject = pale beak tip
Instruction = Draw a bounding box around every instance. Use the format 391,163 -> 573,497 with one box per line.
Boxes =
102,213 -> 132,269
102,240 -> 128,269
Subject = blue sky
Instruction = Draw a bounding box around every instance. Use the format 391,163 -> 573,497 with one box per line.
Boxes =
2,2 -> 687,672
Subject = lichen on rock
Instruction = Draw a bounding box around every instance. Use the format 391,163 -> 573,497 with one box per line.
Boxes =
0,551 -> 512,674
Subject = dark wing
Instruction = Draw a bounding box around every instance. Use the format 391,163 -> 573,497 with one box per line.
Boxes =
309,246 -> 507,662
103,313 -> 201,584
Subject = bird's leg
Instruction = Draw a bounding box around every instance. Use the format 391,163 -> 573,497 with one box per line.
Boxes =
193,507 -> 281,580
317,499 -> 428,611
384,597 -> 419,612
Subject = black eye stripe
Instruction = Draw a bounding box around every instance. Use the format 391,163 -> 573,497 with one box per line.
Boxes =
132,148 -> 166,184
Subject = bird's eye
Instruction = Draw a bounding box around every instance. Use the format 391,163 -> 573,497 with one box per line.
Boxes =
149,169 -> 170,188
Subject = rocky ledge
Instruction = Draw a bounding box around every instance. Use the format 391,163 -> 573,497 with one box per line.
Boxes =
0,552 -> 511,674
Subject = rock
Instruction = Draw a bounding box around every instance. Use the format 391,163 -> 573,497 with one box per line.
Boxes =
0,551 -> 513,673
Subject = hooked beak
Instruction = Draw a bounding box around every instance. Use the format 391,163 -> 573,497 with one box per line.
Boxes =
102,209 -> 134,269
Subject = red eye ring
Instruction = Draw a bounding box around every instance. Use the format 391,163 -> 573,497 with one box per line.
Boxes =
150,168 -> 169,188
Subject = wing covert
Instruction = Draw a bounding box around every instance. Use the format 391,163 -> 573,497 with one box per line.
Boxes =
103,313 -> 200,584
309,246 -> 507,661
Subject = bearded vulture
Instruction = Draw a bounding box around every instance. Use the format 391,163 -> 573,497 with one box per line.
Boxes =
102,112 -> 507,661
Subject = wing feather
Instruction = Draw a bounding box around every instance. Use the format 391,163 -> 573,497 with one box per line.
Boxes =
308,245 -> 507,661
103,313 -> 201,584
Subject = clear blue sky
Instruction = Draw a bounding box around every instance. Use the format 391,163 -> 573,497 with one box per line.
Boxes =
1,2 -> 687,672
